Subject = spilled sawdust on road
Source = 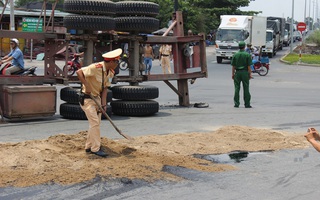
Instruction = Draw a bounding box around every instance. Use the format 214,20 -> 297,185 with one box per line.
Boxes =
0,125 -> 309,187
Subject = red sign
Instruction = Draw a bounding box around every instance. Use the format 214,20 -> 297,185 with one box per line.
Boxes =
297,22 -> 307,32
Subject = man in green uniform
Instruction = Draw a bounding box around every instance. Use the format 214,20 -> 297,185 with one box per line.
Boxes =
231,41 -> 253,108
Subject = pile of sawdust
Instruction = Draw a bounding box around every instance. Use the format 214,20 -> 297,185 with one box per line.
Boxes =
0,125 -> 309,187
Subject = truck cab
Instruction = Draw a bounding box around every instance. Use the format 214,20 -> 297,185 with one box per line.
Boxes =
215,28 -> 249,63
215,15 -> 266,64
262,29 -> 277,58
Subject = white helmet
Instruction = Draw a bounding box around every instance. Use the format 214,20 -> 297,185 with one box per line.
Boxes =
10,38 -> 19,45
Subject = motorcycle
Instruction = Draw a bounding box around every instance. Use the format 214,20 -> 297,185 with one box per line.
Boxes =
63,54 -> 82,77
251,53 -> 270,76
0,63 -> 37,76
118,53 -> 129,71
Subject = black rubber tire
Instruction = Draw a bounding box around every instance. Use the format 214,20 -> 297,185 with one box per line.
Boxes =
116,1 -> 159,17
63,63 -> 76,77
257,66 -> 269,76
115,16 -> 159,33
111,100 -> 159,116
216,56 -> 222,63
119,60 -> 128,71
60,103 -> 87,120
63,15 -> 115,31
111,85 -> 158,100
194,102 -> 209,108
60,103 -> 112,120
64,0 -> 116,15
60,87 -> 81,104
60,87 -> 113,104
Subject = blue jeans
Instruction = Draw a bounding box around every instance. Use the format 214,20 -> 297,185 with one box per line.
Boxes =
144,57 -> 153,73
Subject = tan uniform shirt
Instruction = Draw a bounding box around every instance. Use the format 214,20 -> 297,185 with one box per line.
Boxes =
159,45 -> 172,56
81,61 -> 113,96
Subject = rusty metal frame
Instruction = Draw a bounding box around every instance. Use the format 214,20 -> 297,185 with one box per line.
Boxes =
0,10 -> 208,107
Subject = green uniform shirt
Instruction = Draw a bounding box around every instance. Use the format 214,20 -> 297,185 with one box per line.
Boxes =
231,50 -> 252,70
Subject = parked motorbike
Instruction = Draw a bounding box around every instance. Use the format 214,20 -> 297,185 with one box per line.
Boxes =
251,54 -> 270,76
63,54 -> 82,76
0,63 -> 37,76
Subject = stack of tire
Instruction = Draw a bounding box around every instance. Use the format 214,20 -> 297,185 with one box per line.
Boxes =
111,1 -> 160,116
114,1 -> 159,33
60,87 -> 113,120
63,0 -> 116,31
111,85 -> 159,116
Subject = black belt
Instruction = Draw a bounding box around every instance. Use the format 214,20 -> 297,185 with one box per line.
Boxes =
161,54 -> 169,56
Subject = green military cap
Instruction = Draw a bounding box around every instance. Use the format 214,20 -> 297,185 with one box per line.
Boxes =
238,41 -> 246,48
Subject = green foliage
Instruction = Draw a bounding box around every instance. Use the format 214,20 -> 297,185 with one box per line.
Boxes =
306,30 -> 320,46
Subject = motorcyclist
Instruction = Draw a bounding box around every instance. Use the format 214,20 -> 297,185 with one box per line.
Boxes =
0,38 -> 24,75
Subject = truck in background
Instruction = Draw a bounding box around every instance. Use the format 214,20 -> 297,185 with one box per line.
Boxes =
267,17 -> 285,50
262,19 -> 280,58
215,15 -> 266,63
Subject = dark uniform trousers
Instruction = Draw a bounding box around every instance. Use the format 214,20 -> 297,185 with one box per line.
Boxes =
234,69 -> 251,107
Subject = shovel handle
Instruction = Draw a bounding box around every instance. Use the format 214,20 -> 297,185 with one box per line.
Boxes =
90,95 -> 134,141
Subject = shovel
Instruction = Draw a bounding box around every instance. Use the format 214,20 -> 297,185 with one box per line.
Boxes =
90,95 -> 134,141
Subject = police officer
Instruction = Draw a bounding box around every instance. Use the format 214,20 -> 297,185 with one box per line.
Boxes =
231,41 -> 253,108
76,48 -> 122,157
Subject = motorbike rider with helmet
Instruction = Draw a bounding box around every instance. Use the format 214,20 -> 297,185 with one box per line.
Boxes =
0,38 -> 24,75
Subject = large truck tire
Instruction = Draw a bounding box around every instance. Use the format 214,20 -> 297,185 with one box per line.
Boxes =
111,100 -> 159,116
64,0 -> 116,15
111,85 -> 158,100
115,16 -> 159,33
60,103 -> 112,120
116,1 -> 159,17
60,87 -> 113,104
64,15 -> 115,31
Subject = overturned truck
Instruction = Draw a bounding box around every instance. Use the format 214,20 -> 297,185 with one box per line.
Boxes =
0,1 -> 207,121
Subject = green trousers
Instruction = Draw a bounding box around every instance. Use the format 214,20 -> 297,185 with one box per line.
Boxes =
234,70 -> 251,107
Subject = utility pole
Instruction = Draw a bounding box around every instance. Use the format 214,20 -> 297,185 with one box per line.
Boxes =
10,0 -> 15,31
309,0 -> 311,29
290,0 -> 294,53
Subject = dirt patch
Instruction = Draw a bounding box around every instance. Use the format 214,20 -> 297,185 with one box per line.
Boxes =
0,125 -> 309,187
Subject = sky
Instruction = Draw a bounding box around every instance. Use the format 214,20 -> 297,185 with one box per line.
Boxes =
240,0 -> 318,22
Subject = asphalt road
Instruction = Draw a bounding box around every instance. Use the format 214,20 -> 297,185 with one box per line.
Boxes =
1,44 -> 320,199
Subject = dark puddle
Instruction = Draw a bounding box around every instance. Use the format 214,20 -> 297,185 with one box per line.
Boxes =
194,150 -> 273,164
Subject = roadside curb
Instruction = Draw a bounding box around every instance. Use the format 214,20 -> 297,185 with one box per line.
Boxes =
279,46 -> 320,67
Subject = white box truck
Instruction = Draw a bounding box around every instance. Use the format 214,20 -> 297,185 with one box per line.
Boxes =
215,15 -> 267,63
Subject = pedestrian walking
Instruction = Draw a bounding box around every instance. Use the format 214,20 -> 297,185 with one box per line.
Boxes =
76,48 -> 122,157
231,41 -> 253,108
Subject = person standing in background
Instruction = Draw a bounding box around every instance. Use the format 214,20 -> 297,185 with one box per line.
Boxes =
159,44 -> 172,74
231,41 -> 253,108
143,44 -> 154,75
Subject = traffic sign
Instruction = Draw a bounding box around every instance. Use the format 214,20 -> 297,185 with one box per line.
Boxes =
22,17 -> 43,32
297,22 -> 307,32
